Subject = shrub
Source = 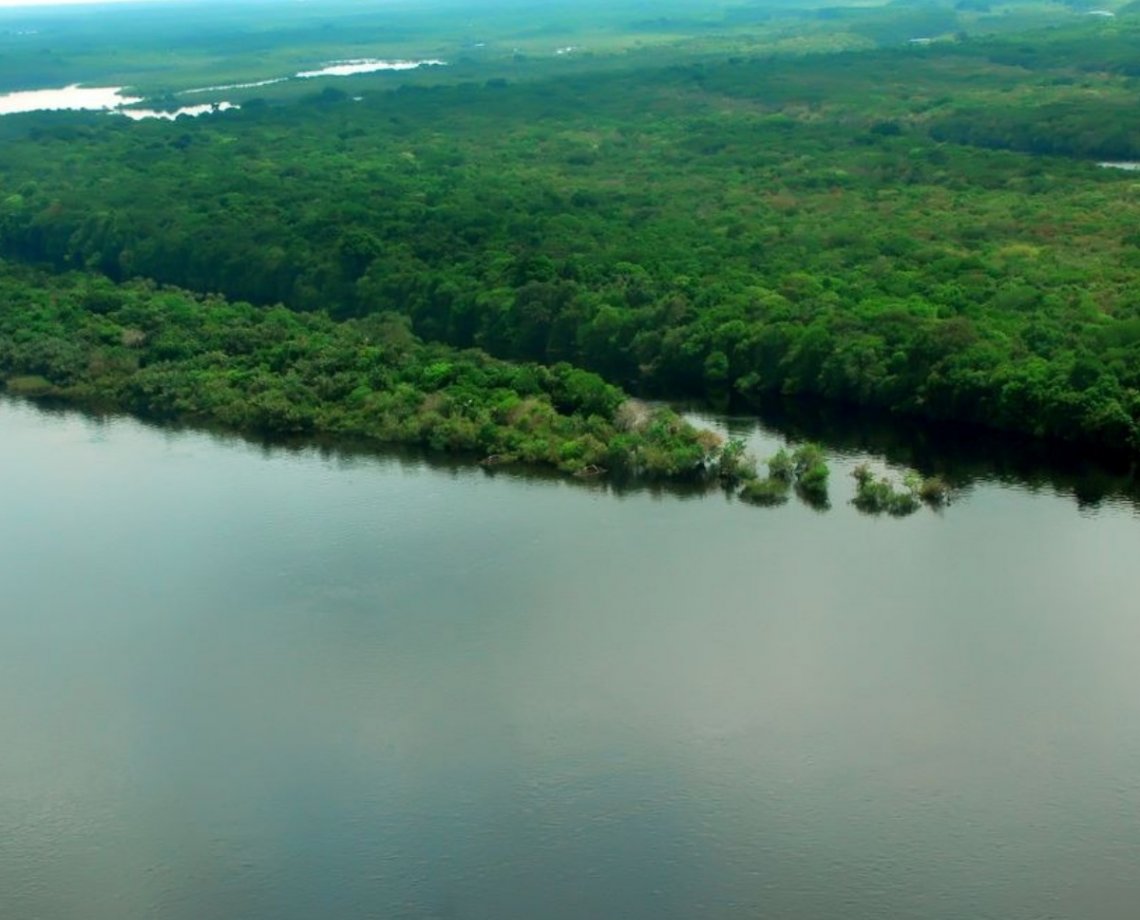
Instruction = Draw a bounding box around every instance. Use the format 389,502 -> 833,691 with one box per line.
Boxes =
918,475 -> 951,506
792,443 -> 826,477
768,447 -> 795,482
792,442 -> 829,502
853,468 -> 920,516
740,476 -> 791,506
759,443 -> 830,506
718,437 -> 758,484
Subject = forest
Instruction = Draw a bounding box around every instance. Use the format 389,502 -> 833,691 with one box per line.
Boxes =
2,2 -> 1140,468
0,260 -> 736,482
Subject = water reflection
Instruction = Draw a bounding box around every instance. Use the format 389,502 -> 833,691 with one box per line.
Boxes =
295,59 -> 446,79
0,85 -> 240,120
713,395 -> 1140,513
0,84 -> 141,115
0,57 -> 444,120
119,102 -> 239,121
2,395 -> 1140,920
11,393 -> 1137,516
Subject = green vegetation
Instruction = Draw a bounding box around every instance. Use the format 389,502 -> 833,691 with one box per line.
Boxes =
741,447 -> 792,505
852,463 -> 951,515
2,1 -> 1140,506
739,442 -> 830,507
740,475 -> 791,506
0,262 -> 732,481
852,464 -> 919,516
907,471 -> 953,507
0,259 -> 835,506
791,443 -> 830,506
3,19 -> 1140,459
767,448 -> 795,484
0,0 -> 1088,98
717,436 -> 760,485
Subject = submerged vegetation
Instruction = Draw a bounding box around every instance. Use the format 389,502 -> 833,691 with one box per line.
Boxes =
740,475 -> 791,507
739,443 -> 830,508
852,463 -> 953,516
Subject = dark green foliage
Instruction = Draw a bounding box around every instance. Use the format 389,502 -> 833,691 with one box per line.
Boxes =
2,16 -> 1139,460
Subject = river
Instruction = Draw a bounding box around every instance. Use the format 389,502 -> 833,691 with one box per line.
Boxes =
2,396 -> 1138,920
0,59 -> 445,118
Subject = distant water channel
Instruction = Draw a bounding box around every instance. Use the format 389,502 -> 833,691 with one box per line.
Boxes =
0,60 -> 444,118
2,397 -> 1139,920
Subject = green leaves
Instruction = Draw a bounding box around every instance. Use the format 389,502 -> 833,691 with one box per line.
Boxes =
0,263 -> 727,485
2,26 -> 1140,458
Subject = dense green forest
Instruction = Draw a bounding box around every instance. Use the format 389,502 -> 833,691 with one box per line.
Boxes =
0,261 -> 740,481
2,4 -> 1140,465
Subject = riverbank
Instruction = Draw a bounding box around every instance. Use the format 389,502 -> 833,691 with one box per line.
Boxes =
6,261 -> 1138,514
0,263 -> 740,484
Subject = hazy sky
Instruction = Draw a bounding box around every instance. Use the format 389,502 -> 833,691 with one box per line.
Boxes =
0,0 -> 180,6
0,1 -> 154,5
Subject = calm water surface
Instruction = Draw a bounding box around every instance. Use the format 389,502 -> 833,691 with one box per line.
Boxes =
2,398 -> 1139,920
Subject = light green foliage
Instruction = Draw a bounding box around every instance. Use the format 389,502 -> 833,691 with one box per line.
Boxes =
767,448 -> 795,483
791,442 -> 830,504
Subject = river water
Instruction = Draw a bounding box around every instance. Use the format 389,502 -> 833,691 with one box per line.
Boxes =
2,397 -> 1138,920
0,59 -> 445,119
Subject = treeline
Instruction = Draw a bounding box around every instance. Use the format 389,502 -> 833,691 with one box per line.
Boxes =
930,101 -> 1140,160
1,27 -> 1140,455
0,262 -> 731,481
